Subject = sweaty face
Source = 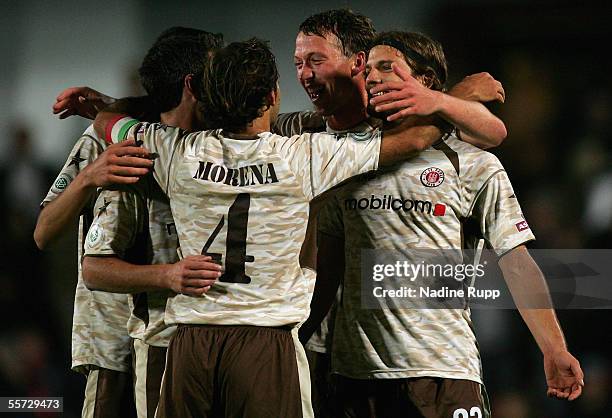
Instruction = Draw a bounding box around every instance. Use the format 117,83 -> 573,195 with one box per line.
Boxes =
365,45 -> 414,119
294,32 -> 356,116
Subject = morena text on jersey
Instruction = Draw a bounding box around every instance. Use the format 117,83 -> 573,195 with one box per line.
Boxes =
193,161 -> 279,187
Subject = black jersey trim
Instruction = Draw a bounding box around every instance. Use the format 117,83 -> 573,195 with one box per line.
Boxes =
433,137 -> 460,175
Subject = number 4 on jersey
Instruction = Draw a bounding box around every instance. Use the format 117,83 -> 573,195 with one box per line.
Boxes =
201,193 -> 254,283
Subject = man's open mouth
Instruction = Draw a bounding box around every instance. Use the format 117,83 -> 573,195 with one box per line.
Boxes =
306,85 -> 324,101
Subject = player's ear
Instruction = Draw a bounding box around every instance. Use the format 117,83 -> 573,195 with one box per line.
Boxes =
268,84 -> 280,107
351,51 -> 367,77
184,74 -> 196,100
419,70 -> 435,89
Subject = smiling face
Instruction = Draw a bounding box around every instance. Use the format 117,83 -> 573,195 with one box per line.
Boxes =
294,31 -> 359,117
365,44 -> 417,119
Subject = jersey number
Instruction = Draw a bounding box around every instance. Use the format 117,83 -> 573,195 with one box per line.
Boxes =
453,407 -> 482,418
201,193 -> 254,283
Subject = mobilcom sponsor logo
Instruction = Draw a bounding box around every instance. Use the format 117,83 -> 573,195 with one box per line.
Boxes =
344,195 -> 446,216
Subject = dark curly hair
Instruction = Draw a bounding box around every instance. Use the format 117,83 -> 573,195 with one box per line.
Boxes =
370,31 -> 448,91
138,27 -> 223,113
299,9 -> 376,57
195,38 -> 279,131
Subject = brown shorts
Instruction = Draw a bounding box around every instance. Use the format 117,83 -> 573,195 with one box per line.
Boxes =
82,367 -> 136,418
132,339 -> 167,418
334,376 -> 490,418
156,324 -> 312,418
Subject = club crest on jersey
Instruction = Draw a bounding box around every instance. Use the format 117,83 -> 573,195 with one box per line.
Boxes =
420,167 -> 444,187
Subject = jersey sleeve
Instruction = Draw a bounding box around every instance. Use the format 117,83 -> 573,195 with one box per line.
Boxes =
83,184 -> 145,258
275,130 -> 381,199
469,170 -> 535,256
317,194 -> 344,239
104,117 -> 184,195
272,111 -> 326,136
42,125 -> 104,207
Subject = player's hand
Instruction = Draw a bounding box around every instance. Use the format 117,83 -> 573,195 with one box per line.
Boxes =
53,86 -> 116,120
544,349 -> 584,401
81,138 -> 154,187
448,72 -> 505,103
369,63 -> 443,122
165,255 -> 223,296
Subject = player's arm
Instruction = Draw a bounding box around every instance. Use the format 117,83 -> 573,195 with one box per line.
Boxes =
93,96 -> 160,139
53,87 -> 160,123
82,187 -> 221,295
447,72 -> 505,104
299,230 -> 344,345
289,119 -> 444,199
498,246 -> 584,401
370,64 -> 507,149
471,166 -> 583,401
35,174 -> 96,250
34,139 -> 152,250
272,111 -> 326,137
379,116 -> 446,165
94,101 -> 184,193
83,255 -> 221,296
53,86 -> 117,120
446,72 -> 506,149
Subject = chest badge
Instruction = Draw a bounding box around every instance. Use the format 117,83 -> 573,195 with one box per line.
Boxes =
420,167 -> 445,187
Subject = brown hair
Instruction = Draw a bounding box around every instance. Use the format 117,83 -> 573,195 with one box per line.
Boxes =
370,31 -> 448,91
195,38 -> 279,131
299,9 -> 376,57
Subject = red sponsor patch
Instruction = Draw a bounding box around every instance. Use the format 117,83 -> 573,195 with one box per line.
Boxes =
433,204 -> 446,216
516,220 -> 529,232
